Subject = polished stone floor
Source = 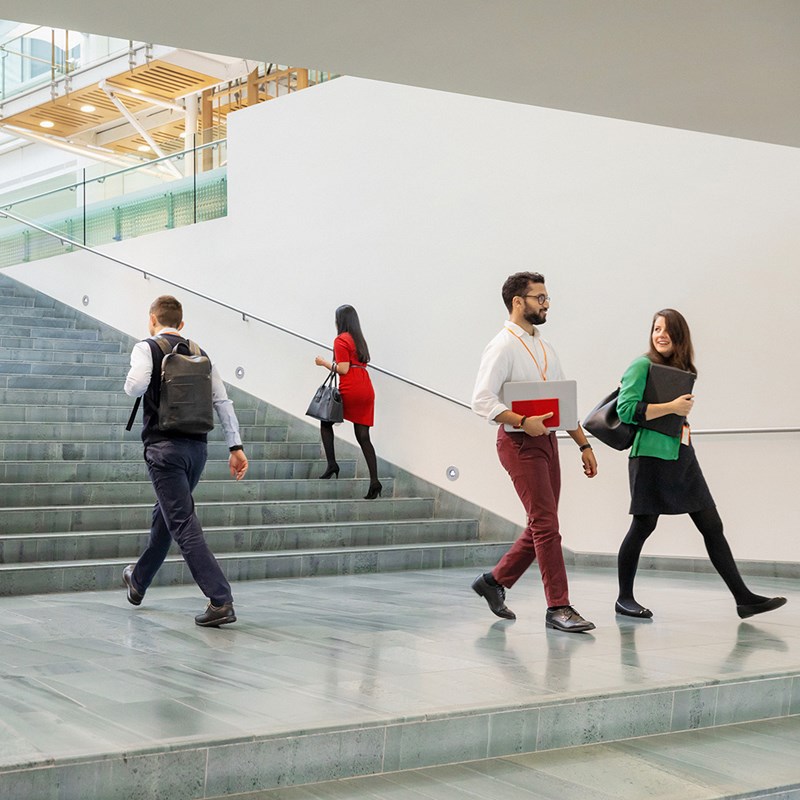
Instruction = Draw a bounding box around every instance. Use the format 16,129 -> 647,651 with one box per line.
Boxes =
1,565 -> 797,771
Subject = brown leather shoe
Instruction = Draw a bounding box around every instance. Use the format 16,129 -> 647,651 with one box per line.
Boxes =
471,573 -> 516,620
545,605 -> 595,633
195,602 -> 237,627
122,565 -> 143,606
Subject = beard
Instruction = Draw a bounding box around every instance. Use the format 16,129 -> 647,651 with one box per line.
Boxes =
524,309 -> 547,326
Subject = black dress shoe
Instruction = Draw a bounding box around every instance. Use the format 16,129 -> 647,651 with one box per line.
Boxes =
736,596 -> 787,619
471,574 -> 516,619
122,564 -> 143,606
615,599 -> 653,619
195,602 -> 237,627
545,606 -> 595,633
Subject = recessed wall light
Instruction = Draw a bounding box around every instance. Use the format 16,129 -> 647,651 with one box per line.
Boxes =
80,104 -> 96,113
39,120 -> 55,128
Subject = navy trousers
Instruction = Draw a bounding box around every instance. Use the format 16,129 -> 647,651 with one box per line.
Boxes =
131,438 -> 233,606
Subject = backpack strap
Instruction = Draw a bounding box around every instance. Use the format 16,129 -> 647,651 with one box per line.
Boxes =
125,336 -> 184,432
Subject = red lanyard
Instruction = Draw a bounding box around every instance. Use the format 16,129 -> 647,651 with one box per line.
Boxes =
506,327 -> 548,381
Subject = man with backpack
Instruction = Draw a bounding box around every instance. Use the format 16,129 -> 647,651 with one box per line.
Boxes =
123,295 -> 248,627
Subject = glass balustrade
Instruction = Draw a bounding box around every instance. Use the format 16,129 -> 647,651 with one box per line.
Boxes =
0,137 -> 227,268
0,24 -> 130,101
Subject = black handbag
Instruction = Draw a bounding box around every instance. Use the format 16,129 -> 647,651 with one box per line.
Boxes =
306,367 -> 344,423
583,388 -> 636,451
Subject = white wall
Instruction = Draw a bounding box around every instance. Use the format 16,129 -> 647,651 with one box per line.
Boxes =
6,76 -> 800,563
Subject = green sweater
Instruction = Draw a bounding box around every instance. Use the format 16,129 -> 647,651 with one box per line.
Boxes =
617,356 -> 682,461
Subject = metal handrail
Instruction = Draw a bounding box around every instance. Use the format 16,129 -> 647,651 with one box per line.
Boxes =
0,208 -> 469,408
0,139 -> 224,210
1,206 -> 799,433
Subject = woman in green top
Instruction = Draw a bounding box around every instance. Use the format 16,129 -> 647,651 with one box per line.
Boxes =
614,309 -> 786,620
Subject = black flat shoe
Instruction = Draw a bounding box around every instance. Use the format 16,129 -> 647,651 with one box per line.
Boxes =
364,481 -> 382,500
319,464 -> 340,479
471,573 -> 516,619
737,596 -> 787,619
615,600 -> 653,619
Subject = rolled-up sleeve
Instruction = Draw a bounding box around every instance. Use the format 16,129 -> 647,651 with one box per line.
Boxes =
471,340 -> 512,424
211,365 -> 242,449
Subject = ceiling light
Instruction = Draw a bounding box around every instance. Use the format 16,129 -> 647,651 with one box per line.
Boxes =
39,120 -> 55,128
129,88 -> 143,95
80,104 -> 96,113
137,144 -> 152,152
178,131 -> 188,138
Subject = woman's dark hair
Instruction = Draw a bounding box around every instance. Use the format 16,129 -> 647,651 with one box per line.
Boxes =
335,304 -> 370,363
646,308 -> 697,375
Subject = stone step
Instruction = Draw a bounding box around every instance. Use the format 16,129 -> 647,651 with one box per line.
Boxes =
0,421 -> 290,441
0,325 -> 99,340
210,715 -> 800,800
0,439 -> 322,461
0,361 -> 126,377
0,497 -> 436,534
0,476 -> 395,505
0,540 -> 507,596
0,404 -> 274,425
0,312 -> 79,327
0,295 -> 35,308
0,458 -> 351,483
0,336 -> 121,352
0,517 -> 477,564
0,305 -> 84,319
0,375 -> 134,390
0,348 -> 130,365
0,386 -> 268,410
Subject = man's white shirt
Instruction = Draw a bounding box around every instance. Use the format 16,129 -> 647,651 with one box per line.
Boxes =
471,321 -> 566,424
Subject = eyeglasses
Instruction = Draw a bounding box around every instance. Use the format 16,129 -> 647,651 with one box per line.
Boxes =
520,294 -> 550,305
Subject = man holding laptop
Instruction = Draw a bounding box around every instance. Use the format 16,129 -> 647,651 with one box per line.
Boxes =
471,272 -> 598,632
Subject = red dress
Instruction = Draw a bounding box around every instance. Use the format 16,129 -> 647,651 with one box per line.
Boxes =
333,332 -> 375,426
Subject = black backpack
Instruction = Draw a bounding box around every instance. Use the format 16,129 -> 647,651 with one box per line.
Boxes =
126,336 -> 214,435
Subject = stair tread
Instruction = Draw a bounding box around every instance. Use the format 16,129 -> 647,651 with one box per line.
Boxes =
0,518 -> 477,539
0,541 -> 505,570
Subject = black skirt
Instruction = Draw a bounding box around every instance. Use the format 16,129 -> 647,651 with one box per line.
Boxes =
628,443 -> 714,515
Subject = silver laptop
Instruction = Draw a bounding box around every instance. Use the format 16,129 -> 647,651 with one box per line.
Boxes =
501,380 -> 578,432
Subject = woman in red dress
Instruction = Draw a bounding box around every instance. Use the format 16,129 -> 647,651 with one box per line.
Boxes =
314,305 -> 381,499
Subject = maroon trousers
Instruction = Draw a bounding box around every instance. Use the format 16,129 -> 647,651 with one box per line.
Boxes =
492,428 -> 570,608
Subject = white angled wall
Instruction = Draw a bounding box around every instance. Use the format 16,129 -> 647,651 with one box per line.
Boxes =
7,76 -> 800,563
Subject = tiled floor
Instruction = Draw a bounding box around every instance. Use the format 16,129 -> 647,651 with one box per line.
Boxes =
0,565 -> 798,796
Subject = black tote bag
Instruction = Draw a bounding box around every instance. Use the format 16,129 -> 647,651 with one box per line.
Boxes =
305,368 -> 344,423
583,388 -> 636,451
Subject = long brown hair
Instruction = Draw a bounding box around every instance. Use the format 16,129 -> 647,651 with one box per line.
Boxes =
646,308 -> 697,375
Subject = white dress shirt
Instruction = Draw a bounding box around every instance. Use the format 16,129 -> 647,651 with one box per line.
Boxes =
124,330 -> 243,448
471,321 -> 566,424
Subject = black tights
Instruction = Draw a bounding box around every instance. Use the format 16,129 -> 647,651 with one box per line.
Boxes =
320,421 -> 379,484
617,508 -> 762,606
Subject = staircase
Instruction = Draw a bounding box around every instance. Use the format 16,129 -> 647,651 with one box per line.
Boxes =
0,274 -> 509,596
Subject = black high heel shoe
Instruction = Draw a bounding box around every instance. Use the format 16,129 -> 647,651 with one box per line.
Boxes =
363,481 -> 383,500
319,464 -> 340,479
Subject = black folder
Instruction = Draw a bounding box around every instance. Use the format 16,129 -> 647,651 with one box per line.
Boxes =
640,363 -> 696,437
